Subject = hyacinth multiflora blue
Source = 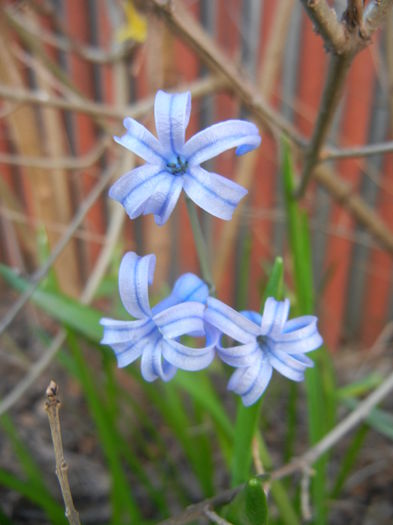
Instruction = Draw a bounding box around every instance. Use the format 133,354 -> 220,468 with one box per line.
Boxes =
109,90 -> 261,224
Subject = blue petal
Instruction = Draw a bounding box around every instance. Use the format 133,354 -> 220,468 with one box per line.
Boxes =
217,341 -> 260,368
109,165 -> 171,221
154,91 -> 191,154
114,117 -> 166,165
274,316 -> 323,354
267,350 -> 305,382
261,298 -> 290,336
100,317 -> 153,345
183,166 -> 247,220
227,361 -> 261,396
142,175 -> 183,226
182,120 -> 261,166
118,252 -> 155,319
152,273 -> 209,315
139,336 -> 177,382
205,297 -> 260,344
161,337 -> 215,371
241,359 -> 273,406
153,302 -> 205,339
241,310 -> 262,325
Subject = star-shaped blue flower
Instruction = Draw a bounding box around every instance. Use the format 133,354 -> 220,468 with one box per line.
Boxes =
110,90 -> 261,225
205,297 -> 323,406
100,252 -> 216,382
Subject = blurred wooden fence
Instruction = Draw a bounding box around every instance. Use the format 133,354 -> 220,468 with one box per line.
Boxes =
0,0 -> 392,350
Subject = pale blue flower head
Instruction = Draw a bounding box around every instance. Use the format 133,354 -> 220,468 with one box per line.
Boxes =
100,252 -> 216,382
110,90 -> 261,225
205,297 -> 323,406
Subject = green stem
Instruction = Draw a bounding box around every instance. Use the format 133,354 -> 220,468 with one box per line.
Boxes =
185,197 -> 215,292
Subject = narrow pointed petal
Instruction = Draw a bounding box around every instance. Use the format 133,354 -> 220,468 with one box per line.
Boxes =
275,351 -> 314,369
205,297 -> 260,344
241,360 -> 273,406
260,298 -> 290,335
100,317 -> 153,345
114,117 -> 166,164
142,175 -> 183,226
153,302 -> 205,339
227,363 -> 261,396
118,252 -> 155,319
161,337 -> 215,371
182,120 -> 261,166
154,91 -> 191,154
152,273 -> 208,315
183,166 -> 247,220
112,338 -> 145,368
109,165 -> 170,221
241,310 -> 262,325
140,336 -> 162,382
267,350 -> 305,381
217,341 -> 260,368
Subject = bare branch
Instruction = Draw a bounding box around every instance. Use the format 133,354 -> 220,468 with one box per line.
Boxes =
363,0 -> 393,37
298,0 -> 347,52
0,158 -> 121,338
322,140 -> 393,161
0,136 -> 110,170
0,75 -> 225,120
45,381 -> 81,525
157,365 -> 393,525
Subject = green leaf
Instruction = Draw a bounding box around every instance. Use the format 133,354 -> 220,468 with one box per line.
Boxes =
221,478 -> 268,525
0,264 -> 102,342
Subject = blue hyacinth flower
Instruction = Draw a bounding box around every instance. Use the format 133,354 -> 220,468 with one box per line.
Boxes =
205,297 -> 323,406
100,252 -> 216,382
110,90 -> 261,225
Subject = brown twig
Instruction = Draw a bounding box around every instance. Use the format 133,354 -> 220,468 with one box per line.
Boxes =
0,75 -> 225,120
321,140 -> 393,160
144,0 -> 393,255
295,0 -> 393,197
45,381 -> 81,525
157,365 -> 393,525
0,157 -> 121,338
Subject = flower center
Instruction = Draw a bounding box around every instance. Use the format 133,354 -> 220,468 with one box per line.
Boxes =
256,334 -> 269,350
166,155 -> 188,175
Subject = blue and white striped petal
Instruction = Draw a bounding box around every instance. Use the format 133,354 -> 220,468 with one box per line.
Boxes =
153,302 -> 205,339
100,317 -> 154,345
260,297 -> 290,336
161,337 -> 215,371
205,297 -> 260,344
118,252 -> 155,319
114,117 -> 166,165
140,335 -> 177,382
143,175 -> 183,226
182,120 -> 261,166
241,359 -> 273,406
274,316 -> 323,354
109,164 -> 170,221
217,341 -> 260,368
152,273 -> 209,315
183,166 -> 248,220
154,91 -> 191,155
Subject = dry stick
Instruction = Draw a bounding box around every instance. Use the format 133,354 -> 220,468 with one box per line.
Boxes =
0,75 -> 225,120
142,0 -> 306,149
0,135 -> 110,170
295,0 -> 393,197
45,380 -> 81,525
0,158 -> 120,338
322,140 -> 393,160
158,366 -> 393,525
145,0 -> 393,255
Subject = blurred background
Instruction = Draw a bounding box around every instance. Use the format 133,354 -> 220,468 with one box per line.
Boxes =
0,0 -> 392,350
1,1 -> 393,524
